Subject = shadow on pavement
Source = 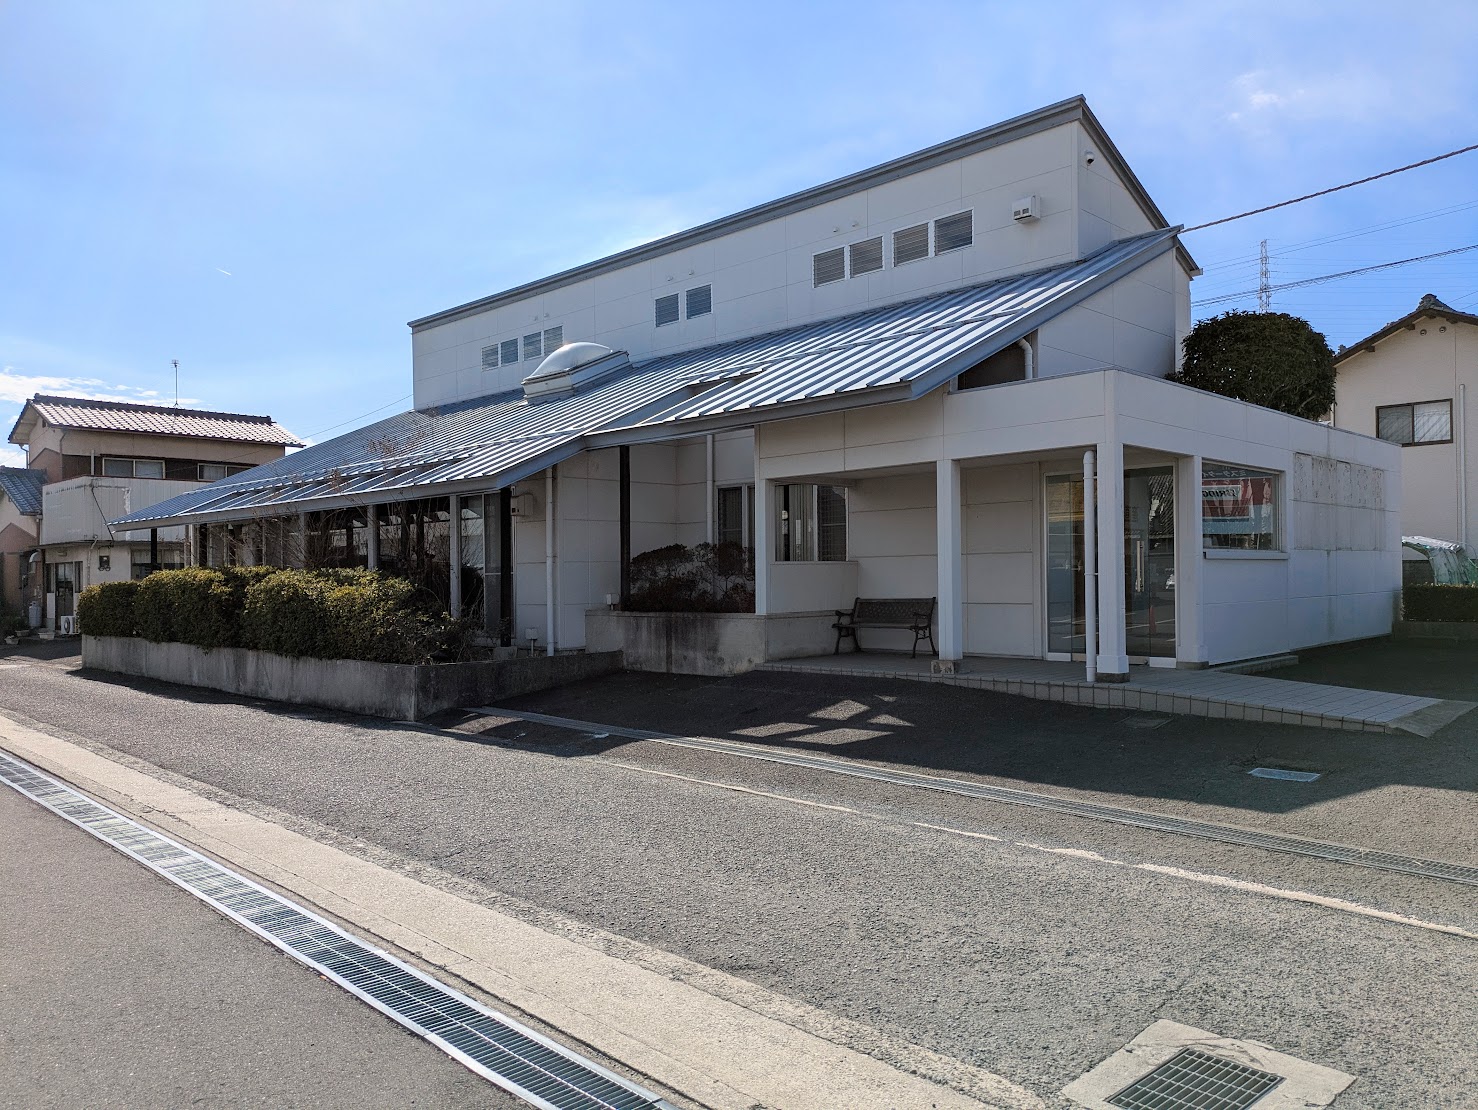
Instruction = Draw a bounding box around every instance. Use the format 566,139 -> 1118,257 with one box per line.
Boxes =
493,645 -> 1478,824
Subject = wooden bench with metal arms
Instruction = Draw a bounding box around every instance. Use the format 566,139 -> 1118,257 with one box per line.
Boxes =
832,597 -> 938,657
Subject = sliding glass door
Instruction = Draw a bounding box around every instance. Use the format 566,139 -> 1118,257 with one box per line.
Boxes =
1045,467 -> 1177,661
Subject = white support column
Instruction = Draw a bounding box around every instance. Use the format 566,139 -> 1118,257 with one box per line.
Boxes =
752,432 -> 770,616
1174,454 -> 1207,665
448,495 -> 462,618
935,457 -> 963,662
1095,438 -> 1128,678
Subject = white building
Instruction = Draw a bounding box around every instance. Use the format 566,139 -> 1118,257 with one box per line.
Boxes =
118,96 -> 1401,676
1332,294 -> 1478,548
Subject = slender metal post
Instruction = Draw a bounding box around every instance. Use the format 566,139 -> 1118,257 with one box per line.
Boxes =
499,488 -> 513,646
149,528 -> 159,572
1083,449 -> 1097,684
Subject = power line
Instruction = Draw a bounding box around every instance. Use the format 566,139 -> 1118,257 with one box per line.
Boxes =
1192,243 -> 1478,308
1183,143 -> 1478,233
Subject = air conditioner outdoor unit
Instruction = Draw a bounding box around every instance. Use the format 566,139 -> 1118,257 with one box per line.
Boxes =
1011,195 -> 1039,222
58,615 -> 77,636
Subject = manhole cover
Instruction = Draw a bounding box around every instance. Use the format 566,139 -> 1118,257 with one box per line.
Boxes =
1108,1047 -> 1283,1110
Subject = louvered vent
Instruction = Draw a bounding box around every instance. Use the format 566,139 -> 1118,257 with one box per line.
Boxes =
893,223 -> 929,265
935,210 -> 973,253
685,284 -> 712,318
500,338 -> 519,366
523,332 -> 542,360
813,248 -> 845,287
481,344 -> 499,371
542,325 -> 563,353
849,237 -> 883,276
655,293 -> 680,327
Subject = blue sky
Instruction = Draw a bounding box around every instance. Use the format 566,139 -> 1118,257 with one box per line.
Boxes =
3,1 -> 1476,467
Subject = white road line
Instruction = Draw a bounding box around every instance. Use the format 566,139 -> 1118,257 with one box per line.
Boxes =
579,753 -> 1476,943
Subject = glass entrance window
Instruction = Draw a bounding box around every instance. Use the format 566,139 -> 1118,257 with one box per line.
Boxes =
1046,467 -> 1177,660
1046,475 -> 1087,654
459,494 -> 506,638
1124,467 -> 1176,659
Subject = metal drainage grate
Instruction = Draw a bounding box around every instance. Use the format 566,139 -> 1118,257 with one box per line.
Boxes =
0,752 -> 671,1110
1249,767 -> 1321,782
1108,1047 -> 1283,1110
484,708 -> 1478,888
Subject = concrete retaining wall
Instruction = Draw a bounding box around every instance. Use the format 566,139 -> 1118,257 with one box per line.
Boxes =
586,609 -> 835,675
82,636 -> 621,720
1393,620 -> 1478,641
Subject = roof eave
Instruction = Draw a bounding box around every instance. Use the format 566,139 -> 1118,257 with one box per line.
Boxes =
109,440 -> 584,531
1335,304 -> 1478,365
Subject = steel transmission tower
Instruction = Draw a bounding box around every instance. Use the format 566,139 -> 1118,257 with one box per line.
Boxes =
1258,239 -> 1271,311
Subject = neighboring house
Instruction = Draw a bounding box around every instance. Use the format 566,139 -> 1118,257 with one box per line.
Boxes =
1331,293 -> 1478,547
117,96 -> 1400,674
7,395 -> 300,630
0,467 -> 44,620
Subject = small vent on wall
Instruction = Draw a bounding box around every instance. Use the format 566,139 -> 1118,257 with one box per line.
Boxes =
849,237 -> 883,276
686,284 -> 712,318
500,338 -> 519,366
481,345 -> 499,371
1012,195 -> 1039,221
542,325 -> 563,353
655,293 -> 680,327
523,332 -> 542,361
893,223 -> 929,265
813,248 -> 845,287
935,210 -> 973,253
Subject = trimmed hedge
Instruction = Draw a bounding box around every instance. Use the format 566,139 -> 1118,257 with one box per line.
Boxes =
77,580 -> 142,637
78,567 -> 461,664
1404,584 -> 1478,623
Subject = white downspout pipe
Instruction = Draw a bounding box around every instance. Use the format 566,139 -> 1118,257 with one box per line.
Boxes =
545,467 -> 556,656
705,434 -> 715,544
1018,338 -> 1035,379
1083,448 -> 1097,684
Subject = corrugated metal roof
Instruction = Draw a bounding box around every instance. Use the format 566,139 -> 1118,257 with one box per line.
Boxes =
8,395 -> 302,447
0,467 -> 44,517
113,229 -> 1175,528
631,229 -> 1176,426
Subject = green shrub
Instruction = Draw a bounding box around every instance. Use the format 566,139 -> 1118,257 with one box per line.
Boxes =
1,604 -> 31,635
77,581 -> 141,637
135,568 -> 239,648
1404,584 -> 1478,623
110,564 -> 460,663
241,568 -> 455,664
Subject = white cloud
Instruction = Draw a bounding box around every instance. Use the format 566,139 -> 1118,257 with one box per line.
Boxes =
0,365 -> 190,407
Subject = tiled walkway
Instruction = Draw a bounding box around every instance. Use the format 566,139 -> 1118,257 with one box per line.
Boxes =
759,653 -> 1474,736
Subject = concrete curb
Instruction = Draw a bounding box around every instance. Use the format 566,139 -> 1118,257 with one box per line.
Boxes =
0,715 -> 1039,1110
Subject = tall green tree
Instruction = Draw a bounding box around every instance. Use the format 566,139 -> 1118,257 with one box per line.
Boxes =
1174,310 -> 1336,421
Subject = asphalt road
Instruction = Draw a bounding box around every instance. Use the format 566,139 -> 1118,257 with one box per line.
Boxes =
1,647 -> 1475,1107
0,779 -> 520,1109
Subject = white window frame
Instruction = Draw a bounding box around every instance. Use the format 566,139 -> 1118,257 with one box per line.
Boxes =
773,482 -> 847,563
716,483 -> 754,549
